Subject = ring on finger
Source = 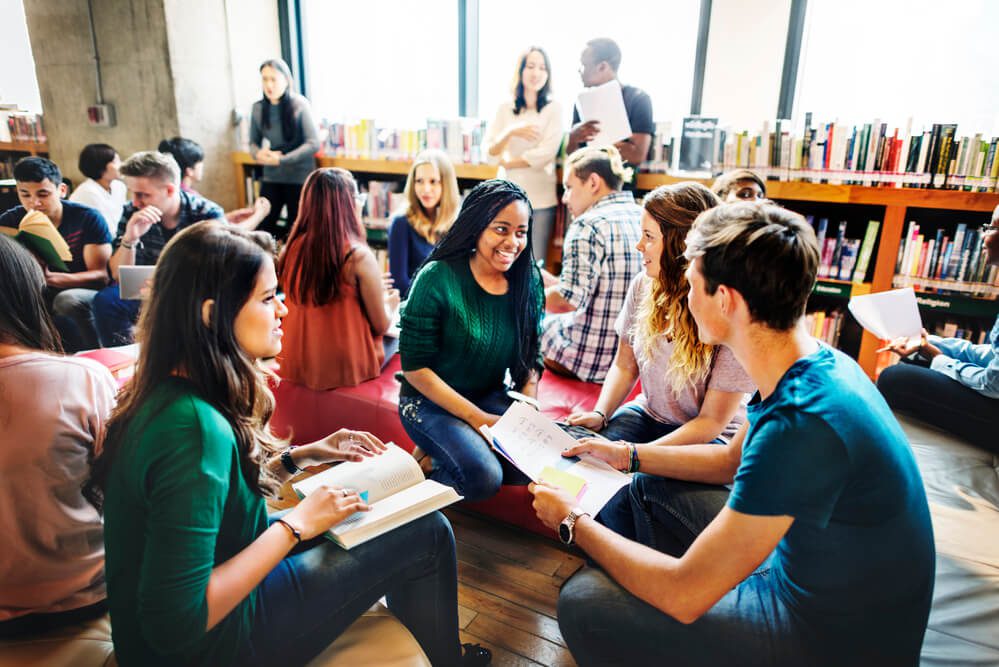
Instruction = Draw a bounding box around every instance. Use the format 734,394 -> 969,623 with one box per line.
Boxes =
342,489 -> 349,498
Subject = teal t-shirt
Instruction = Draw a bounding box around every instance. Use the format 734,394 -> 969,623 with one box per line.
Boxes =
729,345 -> 934,665
103,378 -> 268,666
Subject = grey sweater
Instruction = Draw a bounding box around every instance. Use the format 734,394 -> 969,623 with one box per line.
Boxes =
249,93 -> 320,184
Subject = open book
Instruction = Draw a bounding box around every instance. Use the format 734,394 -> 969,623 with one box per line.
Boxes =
0,210 -> 72,271
292,442 -> 461,549
482,402 -> 630,516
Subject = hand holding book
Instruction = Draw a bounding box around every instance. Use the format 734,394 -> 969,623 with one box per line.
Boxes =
284,485 -> 371,542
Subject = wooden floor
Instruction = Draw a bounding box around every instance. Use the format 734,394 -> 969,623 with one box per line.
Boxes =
446,509 -> 583,667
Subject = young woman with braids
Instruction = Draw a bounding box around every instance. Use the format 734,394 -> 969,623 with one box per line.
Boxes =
398,179 -> 543,503
565,183 -> 754,449
86,222 -> 490,666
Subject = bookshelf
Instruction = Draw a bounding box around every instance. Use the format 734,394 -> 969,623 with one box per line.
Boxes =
232,151 -> 998,378
0,140 -> 49,155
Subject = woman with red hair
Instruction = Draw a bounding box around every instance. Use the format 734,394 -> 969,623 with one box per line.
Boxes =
277,168 -> 399,389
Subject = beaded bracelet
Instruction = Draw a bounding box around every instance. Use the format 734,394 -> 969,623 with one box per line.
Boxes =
628,443 -> 640,473
593,409 -> 608,430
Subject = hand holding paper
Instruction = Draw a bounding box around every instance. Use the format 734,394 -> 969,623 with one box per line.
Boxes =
847,287 -> 923,341
575,80 -> 632,147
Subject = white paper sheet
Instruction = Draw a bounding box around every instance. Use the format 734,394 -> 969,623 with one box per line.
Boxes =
847,287 -> 923,341
484,402 -> 630,515
575,79 -> 633,147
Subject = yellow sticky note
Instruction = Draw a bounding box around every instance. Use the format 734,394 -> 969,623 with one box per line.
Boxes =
539,466 -> 587,501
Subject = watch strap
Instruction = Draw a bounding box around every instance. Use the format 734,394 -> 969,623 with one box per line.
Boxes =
280,448 -> 301,475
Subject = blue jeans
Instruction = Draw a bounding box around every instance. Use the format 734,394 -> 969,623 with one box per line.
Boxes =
600,402 -> 680,443
399,389 -> 530,502
562,476 -> 815,665
93,284 -> 141,347
238,511 -> 461,666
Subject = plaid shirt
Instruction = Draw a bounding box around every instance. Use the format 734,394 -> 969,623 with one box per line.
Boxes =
112,190 -> 224,266
542,191 -> 643,382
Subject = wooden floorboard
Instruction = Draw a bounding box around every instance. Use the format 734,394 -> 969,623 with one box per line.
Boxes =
447,508 -> 580,667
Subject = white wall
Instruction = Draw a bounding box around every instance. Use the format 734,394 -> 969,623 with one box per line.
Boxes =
0,0 -> 43,111
700,0 -> 791,131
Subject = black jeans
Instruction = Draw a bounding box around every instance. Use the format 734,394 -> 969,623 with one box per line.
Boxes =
257,181 -> 303,241
877,361 -> 999,454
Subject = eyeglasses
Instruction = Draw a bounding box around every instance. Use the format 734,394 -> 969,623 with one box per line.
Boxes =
980,223 -> 998,234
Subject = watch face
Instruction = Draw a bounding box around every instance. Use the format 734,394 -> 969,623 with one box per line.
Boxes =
559,521 -> 572,544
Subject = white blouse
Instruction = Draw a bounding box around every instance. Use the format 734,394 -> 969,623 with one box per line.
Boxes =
483,100 -> 564,209
69,178 -> 127,232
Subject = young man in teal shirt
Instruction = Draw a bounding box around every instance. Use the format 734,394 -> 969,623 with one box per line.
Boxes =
531,201 -> 935,666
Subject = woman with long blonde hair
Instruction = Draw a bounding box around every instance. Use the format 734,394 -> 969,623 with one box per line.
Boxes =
566,182 -> 754,448
388,150 -> 460,297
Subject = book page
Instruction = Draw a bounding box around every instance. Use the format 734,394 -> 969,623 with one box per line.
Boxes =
292,442 -> 424,505
848,287 -> 922,340
487,402 -> 630,515
329,480 -> 460,549
575,79 -> 632,147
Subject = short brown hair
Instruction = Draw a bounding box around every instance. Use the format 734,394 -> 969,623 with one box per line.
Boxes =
711,169 -> 766,199
120,150 -> 181,186
684,201 -> 819,331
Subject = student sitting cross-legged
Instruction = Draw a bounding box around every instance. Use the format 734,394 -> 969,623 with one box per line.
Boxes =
0,234 -> 117,638
564,183 -> 753,467
85,222 -> 489,666
398,180 -> 542,503
0,157 -> 112,351
531,201 -> 935,667
277,167 -> 399,389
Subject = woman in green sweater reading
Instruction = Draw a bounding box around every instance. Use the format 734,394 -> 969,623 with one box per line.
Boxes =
85,222 -> 489,666
399,179 -> 544,502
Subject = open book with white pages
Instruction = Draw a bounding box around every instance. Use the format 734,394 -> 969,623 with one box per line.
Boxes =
292,443 -> 461,549
481,401 -> 631,516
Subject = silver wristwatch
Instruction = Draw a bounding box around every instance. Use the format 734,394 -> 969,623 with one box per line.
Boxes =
559,507 -> 589,545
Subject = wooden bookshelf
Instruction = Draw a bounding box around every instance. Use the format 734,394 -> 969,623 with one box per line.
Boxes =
0,140 -> 49,155
232,151 -> 998,377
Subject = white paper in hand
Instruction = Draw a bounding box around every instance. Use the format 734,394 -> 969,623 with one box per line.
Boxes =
575,79 -> 632,147
847,287 -> 922,341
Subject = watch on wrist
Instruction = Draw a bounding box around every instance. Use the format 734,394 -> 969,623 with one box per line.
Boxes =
558,507 -> 589,545
280,448 -> 301,475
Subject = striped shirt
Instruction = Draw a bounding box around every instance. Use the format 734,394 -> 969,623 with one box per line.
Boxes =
112,190 -> 224,266
541,191 -> 643,382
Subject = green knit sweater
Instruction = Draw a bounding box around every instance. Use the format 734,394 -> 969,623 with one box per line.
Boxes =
399,259 -> 542,398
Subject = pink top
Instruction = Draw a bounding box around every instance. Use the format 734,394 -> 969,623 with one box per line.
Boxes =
0,352 -> 116,620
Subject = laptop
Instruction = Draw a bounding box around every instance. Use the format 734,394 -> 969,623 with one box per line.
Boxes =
119,265 -> 156,300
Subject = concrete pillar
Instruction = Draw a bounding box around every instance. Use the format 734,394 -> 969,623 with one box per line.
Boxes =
22,0 -> 280,211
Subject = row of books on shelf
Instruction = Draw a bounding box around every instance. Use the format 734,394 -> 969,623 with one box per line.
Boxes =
892,221 -> 999,296
805,309 -> 844,348
320,118 -> 490,165
1,154 -> 21,180
805,217 -> 879,283
0,108 -> 46,144
718,114 -> 999,190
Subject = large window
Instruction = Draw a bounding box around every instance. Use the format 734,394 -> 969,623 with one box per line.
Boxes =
301,0 -> 458,126
794,0 -> 999,133
0,0 -> 42,112
477,1 -> 701,130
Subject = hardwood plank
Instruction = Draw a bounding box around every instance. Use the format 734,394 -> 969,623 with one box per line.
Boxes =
458,560 -> 558,618
458,603 -> 478,630
458,584 -> 566,648
460,630 -> 543,667
448,511 -> 564,576
466,614 -> 577,667
457,540 -> 563,594
553,556 -> 585,583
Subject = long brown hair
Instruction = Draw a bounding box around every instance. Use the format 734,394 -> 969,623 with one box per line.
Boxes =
0,234 -> 61,352
85,222 -> 285,510
278,167 -> 365,307
401,150 -> 460,244
636,183 -> 719,394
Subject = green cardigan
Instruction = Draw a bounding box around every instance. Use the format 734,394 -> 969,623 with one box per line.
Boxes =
399,258 -> 542,398
103,378 -> 267,666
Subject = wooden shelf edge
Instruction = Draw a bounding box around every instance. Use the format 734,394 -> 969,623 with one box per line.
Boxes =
0,140 -> 49,155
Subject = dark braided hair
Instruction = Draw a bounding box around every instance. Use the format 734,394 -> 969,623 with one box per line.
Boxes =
421,179 -> 542,388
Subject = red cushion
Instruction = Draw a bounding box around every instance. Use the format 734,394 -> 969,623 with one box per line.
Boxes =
270,356 -> 638,537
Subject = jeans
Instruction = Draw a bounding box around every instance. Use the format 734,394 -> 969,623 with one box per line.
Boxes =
92,284 -> 141,347
238,511 -> 462,666
878,360 -> 999,454
399,389 -> 530,502
257,181 -> 303,242
562,476 -> 815,666
600,402 -> 680,444
49,288 -> 100,351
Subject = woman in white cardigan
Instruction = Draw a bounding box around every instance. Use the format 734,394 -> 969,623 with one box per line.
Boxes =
483,46 -> 564,262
